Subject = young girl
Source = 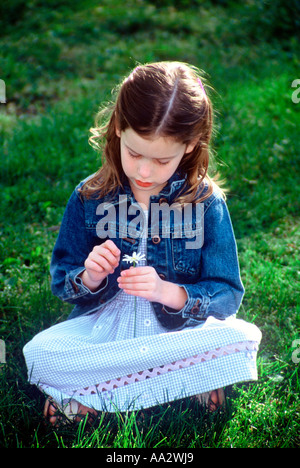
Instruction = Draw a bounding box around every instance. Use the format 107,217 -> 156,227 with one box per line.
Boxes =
23,62 -> 261,424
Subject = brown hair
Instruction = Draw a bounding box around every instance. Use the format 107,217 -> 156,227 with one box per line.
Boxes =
80,61 -> 223,203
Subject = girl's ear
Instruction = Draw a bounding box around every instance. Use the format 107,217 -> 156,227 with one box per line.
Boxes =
185,139 -> 198,154
115,125 -> 121,138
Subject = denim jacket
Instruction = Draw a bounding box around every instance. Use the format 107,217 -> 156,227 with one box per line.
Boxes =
50,172 -> 244,330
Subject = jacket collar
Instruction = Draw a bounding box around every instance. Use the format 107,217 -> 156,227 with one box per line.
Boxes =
122,171 -> 187,202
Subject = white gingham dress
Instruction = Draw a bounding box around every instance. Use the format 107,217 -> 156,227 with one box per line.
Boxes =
23,211 -> 261,412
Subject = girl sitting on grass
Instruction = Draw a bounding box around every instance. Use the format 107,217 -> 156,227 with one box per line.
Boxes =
23,61 -> 261,425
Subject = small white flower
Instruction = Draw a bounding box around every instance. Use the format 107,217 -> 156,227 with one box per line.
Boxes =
122,252 -> 146,265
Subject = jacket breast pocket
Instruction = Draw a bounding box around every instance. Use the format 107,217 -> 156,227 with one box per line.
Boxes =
171,225 -> 203,275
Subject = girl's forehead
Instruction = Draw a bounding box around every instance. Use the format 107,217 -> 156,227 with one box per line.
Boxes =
122,128 -> 185,158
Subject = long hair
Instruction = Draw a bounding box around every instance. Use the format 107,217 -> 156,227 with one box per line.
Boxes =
80,61 -> 223,203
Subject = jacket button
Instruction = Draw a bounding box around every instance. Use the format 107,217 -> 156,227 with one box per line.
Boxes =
152,235 -> 161,244
158,273 -> 166,280
191,306 -> 199,315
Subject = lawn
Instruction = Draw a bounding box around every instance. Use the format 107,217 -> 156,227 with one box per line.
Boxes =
0,0 -> 299,448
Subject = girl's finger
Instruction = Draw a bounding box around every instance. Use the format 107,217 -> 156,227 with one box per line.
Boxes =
120,266 -> 152,277
102,240 -> 121,257
118,281 -> 151,290
87,252 -> 115,273
84,258 -> 104,274
117,274 -> 152,286
92,247 -> 120,268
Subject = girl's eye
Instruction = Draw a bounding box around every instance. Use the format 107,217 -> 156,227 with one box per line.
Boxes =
129,152 -> 140,159
128,150 -> 170,165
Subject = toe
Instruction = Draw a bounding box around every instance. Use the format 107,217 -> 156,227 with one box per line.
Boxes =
44,397 -> 61,426
207,388 -> 225,412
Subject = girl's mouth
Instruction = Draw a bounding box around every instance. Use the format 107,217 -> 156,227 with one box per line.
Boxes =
135,180 -> 153,187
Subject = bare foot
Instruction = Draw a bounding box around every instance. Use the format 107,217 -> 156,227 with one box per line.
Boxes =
195,388 -> 225,412
44,397 -> 98,426
207,388 -> 225,412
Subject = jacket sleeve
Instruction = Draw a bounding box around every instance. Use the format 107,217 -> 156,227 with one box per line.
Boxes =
50,187 -> 107,306
164,195 -> 245,322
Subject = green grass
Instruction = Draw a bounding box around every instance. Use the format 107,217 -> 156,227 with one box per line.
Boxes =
0,0 -> 299,448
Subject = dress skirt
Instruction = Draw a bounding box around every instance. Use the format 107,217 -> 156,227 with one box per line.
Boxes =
23,235 -> 262,413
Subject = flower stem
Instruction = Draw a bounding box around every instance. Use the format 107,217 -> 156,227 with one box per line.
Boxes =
133,260 -> 137,338
134,296 -> 137,338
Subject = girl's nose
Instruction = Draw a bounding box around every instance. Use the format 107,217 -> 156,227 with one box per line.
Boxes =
137,159 -> 152,179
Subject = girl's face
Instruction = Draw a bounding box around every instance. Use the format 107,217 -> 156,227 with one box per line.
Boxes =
117,128 -> 195,201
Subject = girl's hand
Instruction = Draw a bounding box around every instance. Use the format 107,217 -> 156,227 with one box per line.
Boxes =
117,266 -> 187,310
117,266 -> 164,303
80,240 -> 121,291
